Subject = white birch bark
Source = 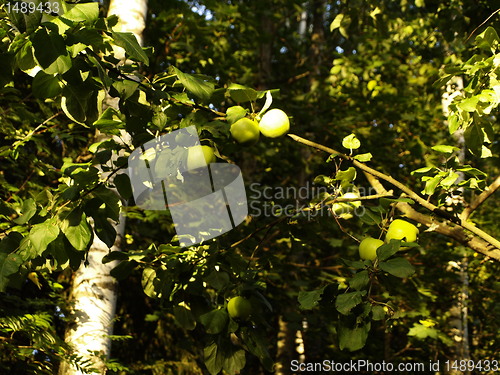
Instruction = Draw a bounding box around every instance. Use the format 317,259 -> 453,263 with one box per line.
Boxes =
60,1 -> 148,374
442,76 -> 471,375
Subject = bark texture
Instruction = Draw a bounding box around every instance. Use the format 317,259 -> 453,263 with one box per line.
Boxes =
59,1 -> 147,374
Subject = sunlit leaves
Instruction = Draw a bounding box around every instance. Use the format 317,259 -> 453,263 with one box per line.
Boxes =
173,66 -> 214,101
28,219 -> 60,256
58,209 -> 92,251
342,134 -> 361,150
111,31 -> 149,65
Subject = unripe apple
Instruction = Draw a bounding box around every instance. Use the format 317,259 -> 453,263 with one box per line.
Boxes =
186,145 -> 215,170
230,118 -> 260,145
385,219 -> 419,243
227,296 -> 252,320
359,237 -> 384,261
258,108 -> 290,138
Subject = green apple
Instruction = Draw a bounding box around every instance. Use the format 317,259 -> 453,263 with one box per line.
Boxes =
227,296 -> 252,320
385,219 -> 419,243
230,118 -> 260,145
258,108 -> 290,138
331,192 -> 361,219
186,145 -> 216,170
359,237 -> 384,261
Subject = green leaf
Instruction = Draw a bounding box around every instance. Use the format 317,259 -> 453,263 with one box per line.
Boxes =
335,167 -> 357,184
431,145 -> 459,154
349,270 -> 369,291
379,257 -> 415,278
114,174 -> 133,201
223,347 -> 246,374
358,208 -> 381,225
32,71 -> 63,99
464,122 -> 484,157
15,39 -> 36,71
457,165 -> 487,177
93,215 -> 117,248
342,134 -> 361,150
91,187 -> 121,222
111,80 -> 140,100
152,110 -> 168,130
371,305 -> 386,321
330,14 -> 344,32
338,320 -> 371,351
204,341 -> 224,375
408,323 -> 439,339
61,84 -> 95,124
377,240 -> 400,261
93,107 -> 125,134
29,220 -> 60,256
240,328 -> 274,371
200,309 -> 228,334
440,171 -> 459,189
476,26 -> 500,51
102,251 -> 129,264
298,286 -> 326,310
411,166 -> 436,175
13,198 -> 36,225
205,271 -> 230,290
335,291 -> 366,315
226,105 -> 247,124
457,96 -> 479,112
342,258 -> 367,269
61,2 -> 99,23
367,80 -> 377,91
257,90 -> 273,117
448,113 -> 460,134
6,1 -> 42,33
173,304 -> 196,330
0,252 -> 24,292
228,83 -> 258,103
59,210 -> 92,251
111,32 -> 149,65
31,28 -> 71,74
422,174 -> 442,196
173,66 -> 214,101
141,267 -> 158,298
353,153 -> 372,162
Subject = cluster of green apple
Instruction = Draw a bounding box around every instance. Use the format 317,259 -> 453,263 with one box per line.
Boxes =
230,108 -> 290,145
183,108 -> 290,169
358,219 -> 419,261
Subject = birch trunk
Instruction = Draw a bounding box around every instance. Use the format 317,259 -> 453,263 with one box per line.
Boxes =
441,76 -> 471,375
59,1 -> 147,374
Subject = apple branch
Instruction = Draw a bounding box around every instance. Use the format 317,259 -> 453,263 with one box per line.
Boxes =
365,172 -> 500,261
460,175 -> 500,221
287,133 -> 500,260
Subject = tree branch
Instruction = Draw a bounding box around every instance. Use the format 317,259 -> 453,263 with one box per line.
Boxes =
460,175 -> 500,221
364,172 -> 500,261
287,133 -> 500,260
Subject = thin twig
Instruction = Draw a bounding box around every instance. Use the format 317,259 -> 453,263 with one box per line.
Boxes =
465,8 -> 500,43
460,175 -> 500,221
